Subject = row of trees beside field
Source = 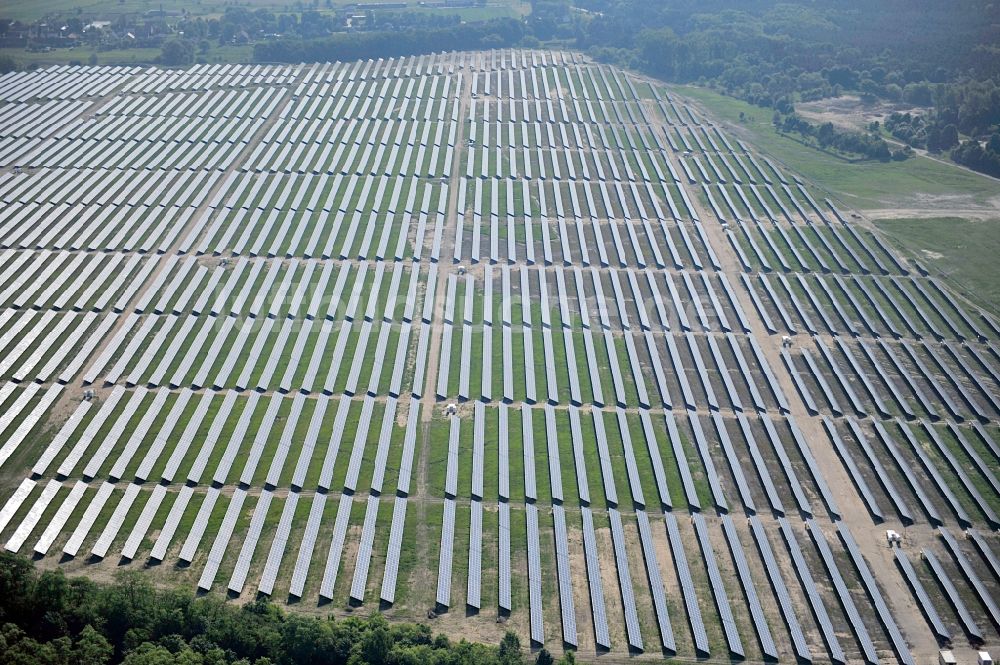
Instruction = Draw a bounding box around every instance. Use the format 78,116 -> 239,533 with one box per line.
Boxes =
0,552 -> 571,665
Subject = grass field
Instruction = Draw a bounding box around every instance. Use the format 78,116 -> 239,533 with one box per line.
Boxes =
675,84 -> 1000,317
677,85 -> 999,211
875,216 -> 1000,317
0,44 -> 256,68
2,0 -> 529,22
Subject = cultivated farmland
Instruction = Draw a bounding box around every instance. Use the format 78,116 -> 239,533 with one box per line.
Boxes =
0,50 -> 998,663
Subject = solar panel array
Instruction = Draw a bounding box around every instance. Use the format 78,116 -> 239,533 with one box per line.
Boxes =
0,48 -> 997,662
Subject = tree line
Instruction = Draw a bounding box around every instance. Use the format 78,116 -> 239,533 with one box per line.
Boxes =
774,113 -> 906,162
0,552 -> 573,665
882,80 -> 1000,175
574,0 -> 1000,176
253,18 -> 524,64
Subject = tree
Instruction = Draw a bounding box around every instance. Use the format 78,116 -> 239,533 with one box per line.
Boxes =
0,55 -> 21,74
0,553 -> 34,621
939,124 -> 959,150
160,39 -> 194,66
74,626 -> 112,665
535,647 -> 555,665
988,132 -> 1000,153
498,631 -> 521,665
359,615 -> 392,665
2,552 -> 519,665
122,643 -> 201,665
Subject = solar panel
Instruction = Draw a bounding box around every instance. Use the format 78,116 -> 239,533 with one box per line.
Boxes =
819,417 -> 883,521
463,498 -> 483,609
178,487 -> 220,563
684,333 -> 718,410
32,399 -> 91,476
149,485 -> 194,562
662,511 -> 709,656
369,396 -> 398,493
32,480 -> 86,556
524,502 -> 545,644
787,416 -> 841,519
705,335 -> 742,412
472,402 -> 485,499
938,526 -> 1000,632
758,274 -> 798,334
687,413 -> 728,511
838,524 -> 915,665
63,481 -> 115,557
689,513 -> 743,658
746,515 -> 810,661
760,415 -> 812,515
205,391 -> 260,485
870,419 -> 943,524
258,490 -> 299,596
436,498 -> 456,607
79,387 -> 147,479
777,517 -> 844,663
580,506 -> 610,649
344,395 -> 375,492
319,493 -> 354,600
310,395 -> 349,491
967,528 -> 1000,585
921,547 -> 980,641
813,338 -> 866,416
551,504 -> 577,646
286,492 -> 327,598
608,508 -> 643,651
198,488 -> 247,591
4,478 -> 60,553
108,387 -> 170,481
805,518 -> 879,663
498,501 -> 512,612
792,348 -> 835,415
349,494 -> 380,602
119,484 -> 167,560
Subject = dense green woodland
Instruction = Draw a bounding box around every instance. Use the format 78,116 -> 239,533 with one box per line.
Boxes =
0,553 -> 568,665
572,0 -> 1000,173
252,17 -> 525,65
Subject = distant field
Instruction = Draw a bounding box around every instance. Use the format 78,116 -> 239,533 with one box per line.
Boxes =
1,0 -> 528,22
1,0 -> 527,68
0,44 -> 254,68
875,216 -> 1000,317
678,85 -> 999,212
676,84 -> 1000,317
2,47 -> 160,68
